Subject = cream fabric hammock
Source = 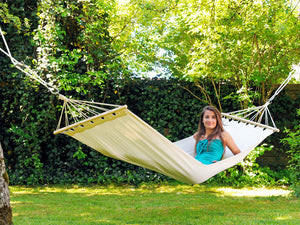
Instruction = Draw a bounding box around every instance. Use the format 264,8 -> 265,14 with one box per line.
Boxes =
51,66 -> 298,184
1,27 -> 299,184
52,96 -> 279,184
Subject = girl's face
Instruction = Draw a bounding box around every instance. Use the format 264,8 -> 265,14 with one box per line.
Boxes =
202,110 -> 217,131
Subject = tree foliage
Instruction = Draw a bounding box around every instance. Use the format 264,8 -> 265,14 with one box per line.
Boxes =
110,0 -> 300,109
33,0 -> 130,95
281,109 -> 300,197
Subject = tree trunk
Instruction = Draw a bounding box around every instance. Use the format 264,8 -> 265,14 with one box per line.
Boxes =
0,143 -> 12,225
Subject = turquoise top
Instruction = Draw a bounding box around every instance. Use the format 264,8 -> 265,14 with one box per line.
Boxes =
195,139 -> 224,165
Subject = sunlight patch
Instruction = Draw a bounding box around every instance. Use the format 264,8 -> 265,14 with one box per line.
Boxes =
216,187 -> 291,197
275,216 -> 292,221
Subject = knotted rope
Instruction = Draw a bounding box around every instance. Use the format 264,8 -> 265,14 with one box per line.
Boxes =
222,64 -> 300,131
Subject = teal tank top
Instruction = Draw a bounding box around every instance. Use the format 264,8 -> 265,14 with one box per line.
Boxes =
195,139 -> 224,165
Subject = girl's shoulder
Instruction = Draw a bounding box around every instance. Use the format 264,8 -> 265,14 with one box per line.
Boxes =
193,132 -> 199,138
194,132 -> 207,140
221,130 -> 230,138
220,130 -> 234,143
211,131 -> 228,140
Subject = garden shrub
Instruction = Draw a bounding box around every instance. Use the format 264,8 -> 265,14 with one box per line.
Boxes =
281,109 -> 300,197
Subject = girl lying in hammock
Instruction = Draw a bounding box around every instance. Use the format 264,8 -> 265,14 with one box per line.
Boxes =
194,106 -> 241,165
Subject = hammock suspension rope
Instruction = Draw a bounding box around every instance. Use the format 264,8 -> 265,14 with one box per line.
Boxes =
1,26 -> 300,184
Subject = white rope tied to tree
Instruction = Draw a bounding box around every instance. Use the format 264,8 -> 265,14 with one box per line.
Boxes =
0,27 -> 60,95
222,63 -> 300,131
267,64 -> 300,103
1,27 -> 123,130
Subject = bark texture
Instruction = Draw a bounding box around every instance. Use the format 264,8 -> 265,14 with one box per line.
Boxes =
0,143 -> 12,225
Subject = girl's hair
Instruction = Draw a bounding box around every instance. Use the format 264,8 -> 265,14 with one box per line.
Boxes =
194,106 -> 225,148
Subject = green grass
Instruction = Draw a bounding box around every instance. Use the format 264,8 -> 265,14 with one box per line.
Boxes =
10,183 -> 299,225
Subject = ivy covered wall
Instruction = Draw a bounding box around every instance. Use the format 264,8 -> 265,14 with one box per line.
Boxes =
0,75 -> 299,185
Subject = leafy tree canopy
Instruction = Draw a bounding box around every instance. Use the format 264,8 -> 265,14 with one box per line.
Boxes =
108,0 -> 300,108
32,0 -> 130,96
1,0 -> 299,108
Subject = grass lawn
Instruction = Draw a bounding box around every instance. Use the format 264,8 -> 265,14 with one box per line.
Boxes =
10,183 -> 299,225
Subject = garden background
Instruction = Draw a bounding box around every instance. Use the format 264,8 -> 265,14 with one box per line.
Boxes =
0,0 -> 299,190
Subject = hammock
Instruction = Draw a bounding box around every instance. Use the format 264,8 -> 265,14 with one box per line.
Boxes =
1,27 -> 299,184
53,99 -> 278,184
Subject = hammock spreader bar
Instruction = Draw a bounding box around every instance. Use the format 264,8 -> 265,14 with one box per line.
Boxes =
221,113 -> 279,133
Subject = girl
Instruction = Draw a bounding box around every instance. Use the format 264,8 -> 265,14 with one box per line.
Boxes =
194,106 -> 240,165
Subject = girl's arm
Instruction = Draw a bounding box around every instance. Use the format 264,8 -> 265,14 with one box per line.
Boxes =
193,132 -> 199,157
223,131 -> 241,155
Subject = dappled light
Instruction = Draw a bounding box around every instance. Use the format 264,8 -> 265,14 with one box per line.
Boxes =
275,216 -> 293,221
10,184 -> 292,197
215,187 -> 291,197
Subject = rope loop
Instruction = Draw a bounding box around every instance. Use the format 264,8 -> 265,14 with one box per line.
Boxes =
59,94 -> 69,102
267,64 -> 300,103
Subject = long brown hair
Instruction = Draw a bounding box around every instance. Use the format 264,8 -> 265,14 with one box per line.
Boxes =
194,106 -> 225,148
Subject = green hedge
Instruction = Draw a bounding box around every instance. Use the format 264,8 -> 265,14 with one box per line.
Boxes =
281,109 -> 300,197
